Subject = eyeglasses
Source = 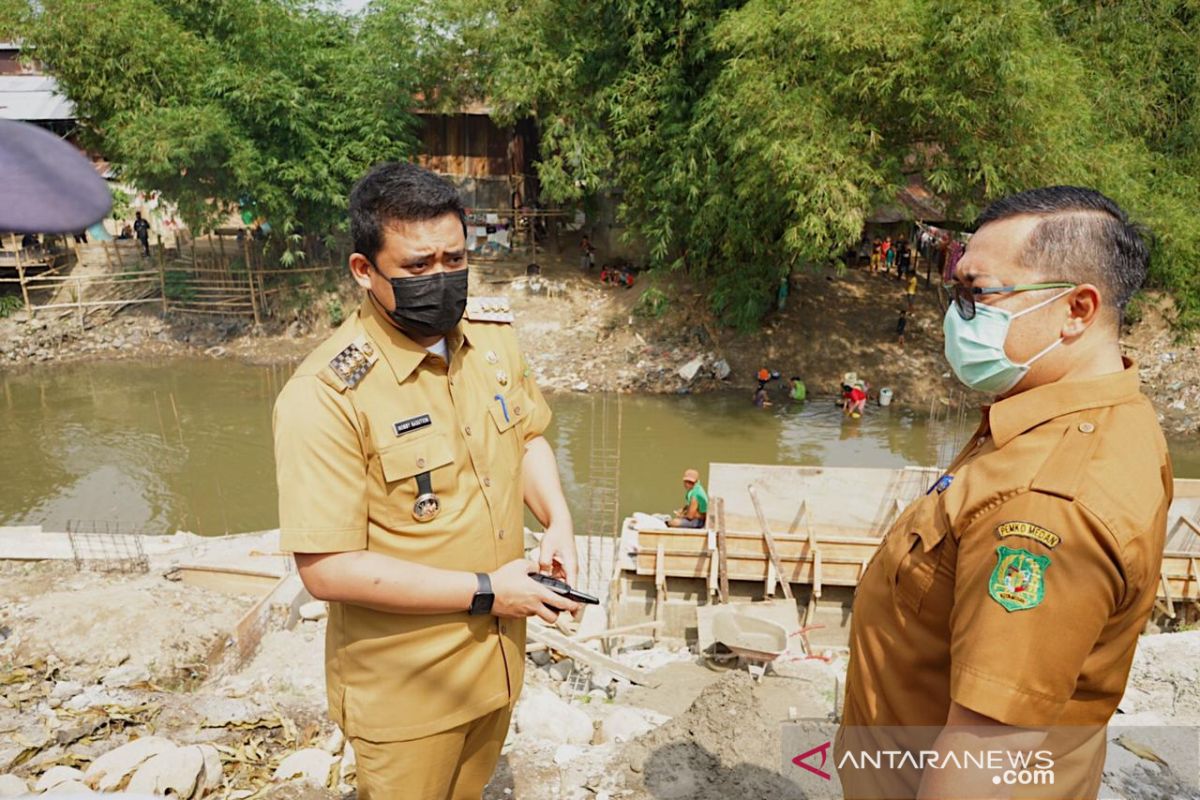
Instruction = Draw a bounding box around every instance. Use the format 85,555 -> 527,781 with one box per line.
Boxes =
943,282 -> 1076,320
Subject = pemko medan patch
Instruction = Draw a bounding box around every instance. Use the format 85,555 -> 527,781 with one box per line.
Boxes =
994,521 -> 1061,550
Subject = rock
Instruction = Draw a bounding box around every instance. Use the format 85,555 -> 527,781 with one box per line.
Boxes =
529,648 -> 552,667
548,659 -> 574,682
101,663 -> 150,688
299,601 -> 328,621
273,748 -> 335,786
198,744 -> 223,796
49,680 -> 83,704
321,727 -> 345,755
35,766 -> 85,793
677,356 -> 704,382
712,359 -> 731,380
554,744 -> 585,766
44,779 -> 92,794
84,735 -> 177,792
127,744 -> 204,797
597,706 -> 661,744
0,775 -> 28,797
515,688 -> 593,745
286,320 -> 304,338
339,742 -> 356,784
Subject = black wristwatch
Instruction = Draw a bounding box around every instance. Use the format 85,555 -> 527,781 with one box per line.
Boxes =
468,572 -> 495,615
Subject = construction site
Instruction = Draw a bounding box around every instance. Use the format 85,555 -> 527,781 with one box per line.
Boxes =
2,454 -> 1199,799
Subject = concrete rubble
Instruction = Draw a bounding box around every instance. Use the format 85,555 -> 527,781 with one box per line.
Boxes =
1,530 -> 1199,799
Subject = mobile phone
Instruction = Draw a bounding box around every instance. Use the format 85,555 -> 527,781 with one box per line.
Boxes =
528,572 -> 599,604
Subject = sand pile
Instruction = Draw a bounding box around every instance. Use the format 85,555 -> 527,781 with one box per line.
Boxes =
620,671 -> 805,800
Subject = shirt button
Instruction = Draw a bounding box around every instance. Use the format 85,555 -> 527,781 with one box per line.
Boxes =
416,457 -> 426,468
1079,422 -> 1095,434
465,425 -> 472,436
483,477 -> 492,487
513,406 -> 522,416
498,528 -> 506,539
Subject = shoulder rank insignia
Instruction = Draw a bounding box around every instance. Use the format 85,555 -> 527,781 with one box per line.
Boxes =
988,546 -> 1051,612
328,335 -> 378,389
465,296 -> 514,323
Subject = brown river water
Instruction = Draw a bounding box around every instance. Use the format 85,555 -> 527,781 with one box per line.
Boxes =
1,359 -> 1198,536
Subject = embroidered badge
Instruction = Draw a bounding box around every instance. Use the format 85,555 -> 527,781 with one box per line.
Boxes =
393,414 -> 432,437
995,521 -> 1061,550
988,546 -> 1051,612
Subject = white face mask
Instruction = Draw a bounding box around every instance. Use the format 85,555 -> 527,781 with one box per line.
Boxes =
942,288 -> 1075,395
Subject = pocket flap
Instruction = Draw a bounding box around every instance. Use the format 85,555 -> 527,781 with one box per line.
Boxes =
379,432 -> 454,482
488,388 -> 530,434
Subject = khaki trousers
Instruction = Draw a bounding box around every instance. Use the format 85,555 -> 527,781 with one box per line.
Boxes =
350,703 -> 513,800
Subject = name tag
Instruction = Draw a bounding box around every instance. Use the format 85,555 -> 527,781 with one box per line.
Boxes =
393,414 -> 432,437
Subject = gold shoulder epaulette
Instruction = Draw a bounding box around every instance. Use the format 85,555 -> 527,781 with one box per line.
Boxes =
465,296 -> 514,324
326,335 -> 378,390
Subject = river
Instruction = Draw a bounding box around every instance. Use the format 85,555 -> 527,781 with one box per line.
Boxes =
2,359 -> 1198,536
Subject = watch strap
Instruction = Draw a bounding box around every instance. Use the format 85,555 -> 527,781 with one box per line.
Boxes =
469,572 -> 494,615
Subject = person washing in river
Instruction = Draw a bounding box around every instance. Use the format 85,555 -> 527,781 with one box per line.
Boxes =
668,469 -> 708,528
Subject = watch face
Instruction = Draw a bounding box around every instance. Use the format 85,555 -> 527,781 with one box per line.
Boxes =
471,592 -> 494,615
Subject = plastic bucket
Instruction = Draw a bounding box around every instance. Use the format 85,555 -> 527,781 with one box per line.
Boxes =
879,387 -> 894,407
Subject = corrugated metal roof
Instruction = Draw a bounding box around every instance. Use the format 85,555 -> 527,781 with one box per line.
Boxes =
0,75 -> 74,121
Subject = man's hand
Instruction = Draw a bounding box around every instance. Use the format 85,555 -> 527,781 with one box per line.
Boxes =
490,558 -> 580,624
537,525 -> 578,586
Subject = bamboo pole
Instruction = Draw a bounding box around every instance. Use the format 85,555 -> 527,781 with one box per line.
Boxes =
113,238 -> 124,270
14,248 -> 31,317
245,238 -> 261,327
157,240 -> 169,316
74,276 -> 85,330
102,240 -> 113,270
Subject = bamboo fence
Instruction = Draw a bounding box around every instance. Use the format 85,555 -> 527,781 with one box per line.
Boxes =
1,233 -> 345,328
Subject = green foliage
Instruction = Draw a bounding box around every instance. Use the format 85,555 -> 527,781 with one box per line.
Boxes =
634,286 -> 669,319
17,0 -> 421,257
163,270 -> 196,302
1123,292 -> 1147,328
426,0 -> 1200,329
0,294 -> 23,318
326,295 -> 345,327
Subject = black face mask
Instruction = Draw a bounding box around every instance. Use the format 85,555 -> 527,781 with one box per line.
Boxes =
370,266 -> 468,339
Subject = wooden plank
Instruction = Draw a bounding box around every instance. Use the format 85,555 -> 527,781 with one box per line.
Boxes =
528,626 -> 661,687
654,543 -> 666,640
748,485 -> 794,600
715,497 -> 729,603
1181,516 -> 1200,539
230,574 -> 308,668
575,621 -> 664,643
1160,571 -> 1176,619
635,552 -> 875,585
166,565 -> 282,597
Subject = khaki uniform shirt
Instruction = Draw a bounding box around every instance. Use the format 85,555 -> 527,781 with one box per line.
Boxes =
273,296 -> 552,742
838,360 -> 1172,798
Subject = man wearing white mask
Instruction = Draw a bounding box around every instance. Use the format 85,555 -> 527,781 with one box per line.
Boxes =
836,186 -> 1172,799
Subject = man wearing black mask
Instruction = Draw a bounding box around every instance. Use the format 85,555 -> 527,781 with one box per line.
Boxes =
273,162 -> 579,799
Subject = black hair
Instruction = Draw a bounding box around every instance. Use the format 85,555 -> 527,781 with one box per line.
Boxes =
974,186 -> 1149,319
349,162 -> 466,262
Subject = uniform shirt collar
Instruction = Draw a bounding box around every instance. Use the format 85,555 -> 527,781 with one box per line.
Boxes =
988,357 -> 1142,448
358,295 -> 470,383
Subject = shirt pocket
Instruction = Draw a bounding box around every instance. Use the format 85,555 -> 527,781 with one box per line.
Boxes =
487,386 -> 532,467
375,431 -> 456,525
886,501 -> 949,614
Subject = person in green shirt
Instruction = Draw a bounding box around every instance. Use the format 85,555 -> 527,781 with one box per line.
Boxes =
669,468 -> 708,528
789,376 -> 807,402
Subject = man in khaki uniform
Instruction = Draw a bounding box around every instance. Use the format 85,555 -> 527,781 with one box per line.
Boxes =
273,163 -> 581,799
838,187 -> 1172,799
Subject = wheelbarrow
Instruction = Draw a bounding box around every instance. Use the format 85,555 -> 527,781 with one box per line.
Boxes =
709,608 -> 788,680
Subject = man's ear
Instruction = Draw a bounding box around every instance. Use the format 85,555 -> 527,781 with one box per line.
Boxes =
349,253 -> 373,291
1063,283 -> 1103,339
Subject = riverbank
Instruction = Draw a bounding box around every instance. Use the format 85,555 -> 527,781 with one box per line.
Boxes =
1,255 -> 1197,434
